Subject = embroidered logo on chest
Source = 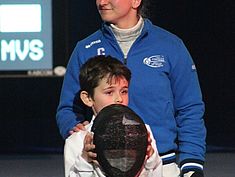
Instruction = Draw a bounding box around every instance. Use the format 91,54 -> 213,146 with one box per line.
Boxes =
143,55 -> 165,68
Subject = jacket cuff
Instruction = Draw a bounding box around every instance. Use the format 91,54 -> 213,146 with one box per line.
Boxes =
180,159 -> 204,175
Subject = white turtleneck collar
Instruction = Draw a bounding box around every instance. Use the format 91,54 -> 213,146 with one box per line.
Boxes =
109,16 -> 144,57
110,16 -> 144,42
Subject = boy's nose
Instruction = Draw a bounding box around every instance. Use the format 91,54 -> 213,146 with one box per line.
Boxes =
115,94 -> 123,103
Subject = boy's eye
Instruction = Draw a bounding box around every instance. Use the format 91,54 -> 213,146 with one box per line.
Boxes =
121,89 -> 128,94
104,91 -> 113,95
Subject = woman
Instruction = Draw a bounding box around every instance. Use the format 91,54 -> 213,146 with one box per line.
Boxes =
56,0 -> 206,176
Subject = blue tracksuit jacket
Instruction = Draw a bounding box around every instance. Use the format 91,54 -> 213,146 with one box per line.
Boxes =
56,19 -> 206,172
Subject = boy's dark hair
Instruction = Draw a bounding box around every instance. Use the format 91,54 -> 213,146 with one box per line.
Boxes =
79,55 -> 131,98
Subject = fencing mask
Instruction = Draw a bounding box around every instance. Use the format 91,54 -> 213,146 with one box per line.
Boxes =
91,104 -> 148,177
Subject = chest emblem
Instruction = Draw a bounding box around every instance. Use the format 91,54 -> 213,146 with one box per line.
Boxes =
143,55 -> 165,68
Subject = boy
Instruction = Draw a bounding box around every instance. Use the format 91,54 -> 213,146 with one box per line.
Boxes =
64,55 -> 162,177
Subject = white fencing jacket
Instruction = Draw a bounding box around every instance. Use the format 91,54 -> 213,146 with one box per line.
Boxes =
64,117 -> 162,177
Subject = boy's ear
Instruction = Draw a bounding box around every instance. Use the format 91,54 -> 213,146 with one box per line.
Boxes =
80,91 -> 93,107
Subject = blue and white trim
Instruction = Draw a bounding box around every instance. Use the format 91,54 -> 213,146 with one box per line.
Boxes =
160,152 -> 176,165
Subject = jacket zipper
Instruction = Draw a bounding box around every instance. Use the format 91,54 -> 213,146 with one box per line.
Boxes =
124,54 -> 127,65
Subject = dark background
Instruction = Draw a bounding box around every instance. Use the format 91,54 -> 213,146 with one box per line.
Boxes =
0,0 -> 234,153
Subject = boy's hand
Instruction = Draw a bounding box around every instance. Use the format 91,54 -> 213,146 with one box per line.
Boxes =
146,131 -> 154,159
69,121 -> 89,135
82,132 -> 98,165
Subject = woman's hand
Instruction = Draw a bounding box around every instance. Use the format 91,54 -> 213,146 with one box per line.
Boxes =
69,121 -> 89,135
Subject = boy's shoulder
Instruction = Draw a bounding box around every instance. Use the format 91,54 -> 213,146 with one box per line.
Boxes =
66,130 -> 89,144
66,122 -> 93,143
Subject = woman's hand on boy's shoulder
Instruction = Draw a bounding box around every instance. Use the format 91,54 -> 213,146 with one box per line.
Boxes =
69,121 -> 90,135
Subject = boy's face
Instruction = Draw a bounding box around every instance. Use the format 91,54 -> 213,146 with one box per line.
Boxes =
88,76 -> 129,115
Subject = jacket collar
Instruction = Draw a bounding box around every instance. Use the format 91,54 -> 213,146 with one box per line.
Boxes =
101,18 -> 152,41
